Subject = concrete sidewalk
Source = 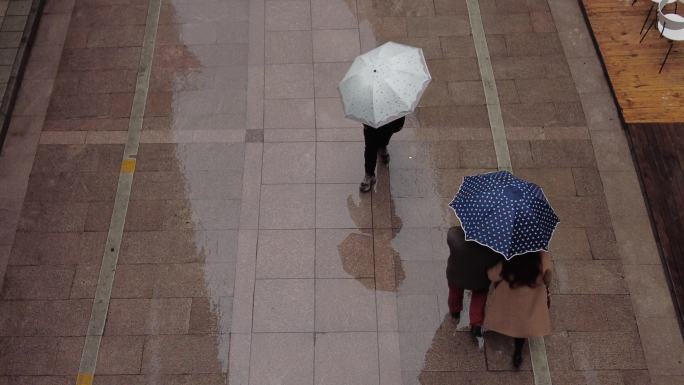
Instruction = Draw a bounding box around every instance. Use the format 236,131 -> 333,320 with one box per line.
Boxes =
0,0 -> 682,384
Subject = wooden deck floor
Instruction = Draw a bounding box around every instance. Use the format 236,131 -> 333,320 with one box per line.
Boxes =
581,0 -> 684,123
626,123 -> 684,327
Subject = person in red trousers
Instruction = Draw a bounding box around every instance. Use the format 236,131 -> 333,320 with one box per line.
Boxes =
445,226 -> 503,342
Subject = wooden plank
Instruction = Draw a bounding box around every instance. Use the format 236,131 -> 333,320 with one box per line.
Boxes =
626,123 -> 684,329
580,0 -> 684,123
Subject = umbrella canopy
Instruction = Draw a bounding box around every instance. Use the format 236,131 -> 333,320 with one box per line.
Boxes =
338,41 -> 431,128
449,171 -> 560,260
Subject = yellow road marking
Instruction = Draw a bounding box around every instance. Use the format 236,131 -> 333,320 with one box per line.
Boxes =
121,159 -> 136,173
76,373 -> 93,385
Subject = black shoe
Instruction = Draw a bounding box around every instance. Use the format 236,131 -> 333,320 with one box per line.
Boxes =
379,147 -> 390,164
359,175 -> 376,193
471,325 -> 484,350
450,312 -> 460,322
513,351 -> 522,369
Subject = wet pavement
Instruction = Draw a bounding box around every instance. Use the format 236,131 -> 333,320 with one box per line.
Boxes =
0,0 -> 683,384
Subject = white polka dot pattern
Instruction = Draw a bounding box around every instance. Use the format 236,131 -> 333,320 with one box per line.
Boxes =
338,41 -> 432,128
448,171 -> 560,260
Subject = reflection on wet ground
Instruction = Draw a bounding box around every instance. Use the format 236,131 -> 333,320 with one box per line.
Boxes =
0,0 -> 662,383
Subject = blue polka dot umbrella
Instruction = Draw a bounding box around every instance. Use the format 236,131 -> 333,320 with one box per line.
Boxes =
449,171 -> 560,260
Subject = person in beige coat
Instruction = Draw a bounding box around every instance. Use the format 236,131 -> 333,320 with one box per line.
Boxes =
483,250 -> 553,368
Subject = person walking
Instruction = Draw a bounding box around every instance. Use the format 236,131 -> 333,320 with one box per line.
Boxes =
445,226 -> 503,342
483,250 -> 553,369
360,116 -> 405,192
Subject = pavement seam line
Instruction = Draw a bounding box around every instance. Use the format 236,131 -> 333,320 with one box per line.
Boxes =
75,0 -> 162,382
465,0 -> 512,173
465,0 -> 552,384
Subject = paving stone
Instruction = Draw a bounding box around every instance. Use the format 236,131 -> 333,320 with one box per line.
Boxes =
315,332 -> 379,385
70,263 -> 100,299
315,141 -> 365,183
265,30 -> 312,64
623,265 -> 678,319
590,130 -> 635,171
440,36 -> 476,57
447,81 -> 485,105
315,97 -> 357,128
264,98 -> 315,129
10,231 -> 104,265
257,229 -> 315,278
586,226 -> 620,260
421,319 -> 487,371
553,260 -> 628,295
0,47 -> 16,65
0,15 -> 26,32
313,62 -> 350,98
416,371 -> 533,385
433,0 -> 468,14
548,227 -> 592,260
259,184 -> 315,229
502,103 -> 557,127
262,142 -> 315,184
0,336 -> 81,375
250,333 -> 314,385
265,0 -> 311,31
397,294 -> 440,332
406,16 -> 470,37
551,295 -> 637,332
155,263 -> 234,298
96,336 -> 144,375
515,168 -> 576,197
141,334 -> 230,374
569,331 -> 647,370
636,317 -> 684,375
315,278 -> 377,332
313,29 -> 360,62
531,11 -> 557,33
572,167 -> 604,196
506,32 -> 562,56
265,63 -> 314,99
0,299 -> 90,336
105,298 -> 192,335
482,13 -> 533,34
316,184 -> 372,229
484,331 -> 532,371
252,279 -> 314,332
111,264 -> 158,299
418,81 -> 451,106
1,265 -> 75,300
529,140 -> 596,168
315,228 -> 374,279
311,0 -> 357,29
426,58 -> 480,82
188,297 -> 232,334
580,92 -> 620,127
417,105 -> 490,128
120,230 -> 235,264
550,370 -> 647,385
545,333 -> 576,371
515,77 -> 579,104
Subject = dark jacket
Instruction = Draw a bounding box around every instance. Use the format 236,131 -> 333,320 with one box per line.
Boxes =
446,226 -> 503,291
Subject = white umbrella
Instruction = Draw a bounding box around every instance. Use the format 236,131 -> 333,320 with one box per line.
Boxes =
338,41 -> 431,128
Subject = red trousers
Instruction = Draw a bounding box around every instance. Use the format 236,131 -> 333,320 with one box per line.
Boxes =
448,286 -> 487,326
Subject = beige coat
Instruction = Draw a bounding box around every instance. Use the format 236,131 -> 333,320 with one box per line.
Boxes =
483,252 -> 553,338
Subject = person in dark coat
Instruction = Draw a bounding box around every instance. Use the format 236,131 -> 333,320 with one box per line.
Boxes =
360,116 -> 405,192
446,226 -> 503,337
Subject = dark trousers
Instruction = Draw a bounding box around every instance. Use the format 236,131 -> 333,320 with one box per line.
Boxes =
448,286 -> 488,326
363,117 -> 405,176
